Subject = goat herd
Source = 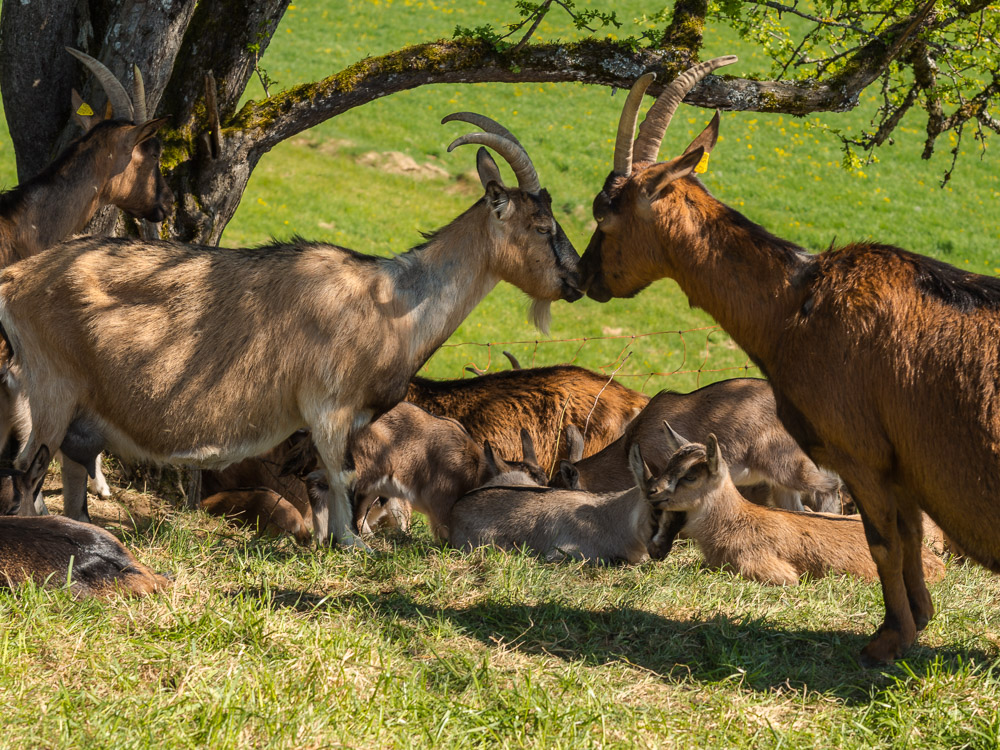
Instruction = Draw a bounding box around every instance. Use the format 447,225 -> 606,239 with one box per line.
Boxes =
0,51 -> 997,668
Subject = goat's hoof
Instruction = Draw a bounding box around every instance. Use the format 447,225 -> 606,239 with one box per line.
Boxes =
859,628 -> 910,668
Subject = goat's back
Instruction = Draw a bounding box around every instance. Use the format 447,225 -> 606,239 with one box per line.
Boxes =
449,485 -> 651,564
0,516 -> 170,597
687,493 -> 945,585
407,365 -> 648,473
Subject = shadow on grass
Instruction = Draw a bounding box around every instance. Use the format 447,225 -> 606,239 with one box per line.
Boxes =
248,585 -> 994,702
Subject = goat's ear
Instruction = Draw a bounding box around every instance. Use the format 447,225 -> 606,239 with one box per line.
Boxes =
643,147 -> 705,204
564,424 -> 584,463
662,420 -> 690,453
628,442 -> 653,489
706,433 -> 720,475
519,429 -> 538,466
483,440 -> 508,477
71,89 -> 95,132
477,148 -> 513,220
682,111 -> 721,157
132,116 -> 169,146
558,460 -> 580,490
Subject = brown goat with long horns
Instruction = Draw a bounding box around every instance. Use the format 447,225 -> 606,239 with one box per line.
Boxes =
580,56 -> 1000,665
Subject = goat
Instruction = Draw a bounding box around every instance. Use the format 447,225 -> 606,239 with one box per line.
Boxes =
350,402 -> 492,539
1,48 -> 172,523
407,363 -> 648,475
0,516 -> 170,597
0,112 -> 581,547
448,440 -> 656,564
201,488 -> 312,545
201,429 -> 315,527
553,378 -> 843,556
579,57 -> 997,664
350,402 -> 546,538
637,426 -> 945,587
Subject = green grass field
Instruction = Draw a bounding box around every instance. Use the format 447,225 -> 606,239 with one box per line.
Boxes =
2,2 -> 1000,747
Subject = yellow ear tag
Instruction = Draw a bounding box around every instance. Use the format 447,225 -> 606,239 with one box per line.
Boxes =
76,102 -> 95,117
694,151 -> 711,174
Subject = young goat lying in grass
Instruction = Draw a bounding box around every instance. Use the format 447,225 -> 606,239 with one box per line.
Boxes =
201,488 -> 312,545
640,423 -> 945,586
0,516 -> 170,598
448,441 -> 657,564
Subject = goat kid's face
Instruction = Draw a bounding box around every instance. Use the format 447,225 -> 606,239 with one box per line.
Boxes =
631,434 -> 726,513
100,118 -> 173,222
475,149 -> 582,311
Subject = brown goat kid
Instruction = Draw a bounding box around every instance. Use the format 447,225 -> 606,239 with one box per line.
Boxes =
553,378 -> 842,557
638,427 -> 944,587
0,113 -> 581,546
201,488 -> 312,545
407,364 -> 648,475
0,516 -> 170,597
581,57 -> 990,664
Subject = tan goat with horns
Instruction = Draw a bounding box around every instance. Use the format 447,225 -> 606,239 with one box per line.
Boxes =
581,56 -> 1000,665
0,113 -> 582,545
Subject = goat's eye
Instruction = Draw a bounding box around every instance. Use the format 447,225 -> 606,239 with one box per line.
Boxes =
683,471 -> 699,483
536,226 -> 552,235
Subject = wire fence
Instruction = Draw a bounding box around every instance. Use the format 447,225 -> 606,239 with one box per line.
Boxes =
425,325 -> 760,393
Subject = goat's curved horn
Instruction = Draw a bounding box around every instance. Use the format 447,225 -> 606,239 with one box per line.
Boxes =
632,55 -> 737,165
66,47 -> 134,121
442,112 -> 524,149
613,72 -> 655,177
445,118 -> 541,194
132,64 -> 147,122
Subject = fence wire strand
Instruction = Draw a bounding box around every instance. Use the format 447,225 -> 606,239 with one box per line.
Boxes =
425,325 -> 759,391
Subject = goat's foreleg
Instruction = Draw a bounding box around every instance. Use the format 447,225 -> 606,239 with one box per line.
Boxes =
847,467 -> 916,666
310,408 -> 367,548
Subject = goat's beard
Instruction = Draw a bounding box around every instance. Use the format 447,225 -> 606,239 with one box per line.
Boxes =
529,298 -> 552,335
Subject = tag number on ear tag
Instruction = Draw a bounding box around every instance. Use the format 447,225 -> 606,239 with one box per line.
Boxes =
694,152 -> 710,174
76,103 -> 95,117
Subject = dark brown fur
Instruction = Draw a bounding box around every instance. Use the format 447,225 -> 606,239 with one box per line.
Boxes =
407,365 -> 649,475
201,488 -> 312,545
0,516 -> 170,597
581,71 -> 993,663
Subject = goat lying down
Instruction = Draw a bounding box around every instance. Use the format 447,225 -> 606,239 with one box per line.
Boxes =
0,516 -> 170,598
201,488 -> 312,545
407,363 -> 649,474
640,425 -> 945,586
448,444 -> 657,565
0,113 -> 581,546
349,401 -> 547,539
554,378 -> 841,514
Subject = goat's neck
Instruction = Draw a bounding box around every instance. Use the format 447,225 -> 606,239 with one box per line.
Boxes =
2,165 -> 104,263
681,478 -> 747,539
388,206 -> 501,367
661,199 -> 808,364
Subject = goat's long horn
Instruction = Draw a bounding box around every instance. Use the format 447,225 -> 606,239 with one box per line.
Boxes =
442,112 -> 524,149
447,129 -> 541,194
132,64 -> 147,122
632,55 -> 737,165
66,47 -> 134,121
613,72 -> 655,177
